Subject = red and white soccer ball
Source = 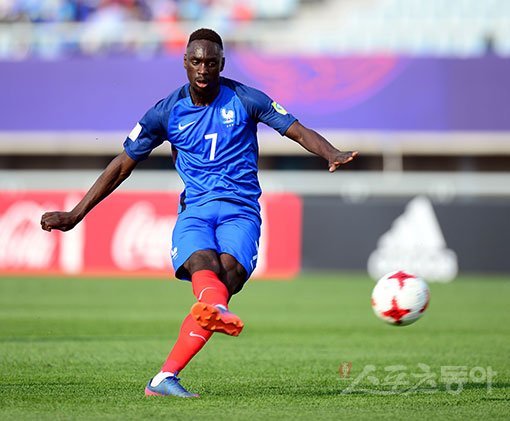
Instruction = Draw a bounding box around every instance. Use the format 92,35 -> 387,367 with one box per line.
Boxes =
371,270 -> 430,326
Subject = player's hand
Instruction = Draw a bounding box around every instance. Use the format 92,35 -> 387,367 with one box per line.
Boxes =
40,211 -> 79,232
329,151 -> 359,172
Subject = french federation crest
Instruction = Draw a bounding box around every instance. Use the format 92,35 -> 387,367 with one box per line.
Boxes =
221,108 -> 235,125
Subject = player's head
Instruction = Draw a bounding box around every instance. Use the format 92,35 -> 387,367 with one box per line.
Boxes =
187,28 -> 224,50
184,28 -> 225,99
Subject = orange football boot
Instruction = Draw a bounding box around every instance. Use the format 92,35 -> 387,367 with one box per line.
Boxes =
190,303 -> 244,336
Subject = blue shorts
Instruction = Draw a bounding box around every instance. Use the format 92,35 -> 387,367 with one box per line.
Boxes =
171,200 -> 261,281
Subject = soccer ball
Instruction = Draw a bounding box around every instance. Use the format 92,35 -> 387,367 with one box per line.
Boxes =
371,270 -> 430,326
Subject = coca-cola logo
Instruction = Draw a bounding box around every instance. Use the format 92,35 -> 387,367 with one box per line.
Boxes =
111,201 -> 176,271
0,201 -> 57,269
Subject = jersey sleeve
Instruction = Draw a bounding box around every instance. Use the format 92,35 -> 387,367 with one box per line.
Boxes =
123,99 -> 168,161
234,83 -> 297,136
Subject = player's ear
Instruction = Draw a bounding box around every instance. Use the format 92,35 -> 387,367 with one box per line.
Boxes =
220,57 -> 225,72
183,53 -> 188,69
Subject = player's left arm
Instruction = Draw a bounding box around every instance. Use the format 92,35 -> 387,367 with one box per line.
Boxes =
284,121 -> 358,172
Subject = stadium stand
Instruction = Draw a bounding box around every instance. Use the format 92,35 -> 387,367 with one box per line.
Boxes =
0,0 -> 509,58
0,0 -> 509,172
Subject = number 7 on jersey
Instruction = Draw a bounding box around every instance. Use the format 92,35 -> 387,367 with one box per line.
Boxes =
205,133 -> 218,160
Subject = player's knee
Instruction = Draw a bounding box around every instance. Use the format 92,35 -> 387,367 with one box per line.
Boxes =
219,254 -> 247,296
184,249 -> 221,275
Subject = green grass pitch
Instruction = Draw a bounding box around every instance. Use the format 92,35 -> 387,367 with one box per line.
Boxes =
0,274 -> 509,420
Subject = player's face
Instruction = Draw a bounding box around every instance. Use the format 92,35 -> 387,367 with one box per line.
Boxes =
184,40 -> 224,100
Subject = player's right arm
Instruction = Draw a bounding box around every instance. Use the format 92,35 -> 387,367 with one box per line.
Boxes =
40,151 -> 137,232
41,93 -> 171,232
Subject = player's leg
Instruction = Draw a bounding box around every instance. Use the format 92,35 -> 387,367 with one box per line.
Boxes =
186,249 -> 245,336
147,205 -> 220,397
187,202 -> 260,335
185,249 -> 229,309
189,202 -> 261,335
146,204 -> 243,397
171,205 -> 233,314
215,201 -> 261,295
219,252 -> 248,296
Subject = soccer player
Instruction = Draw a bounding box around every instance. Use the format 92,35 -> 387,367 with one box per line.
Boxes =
40,28 -> 358,398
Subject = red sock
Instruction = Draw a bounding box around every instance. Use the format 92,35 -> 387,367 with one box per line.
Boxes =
161,314 -> 213,374
160,271 -> 230,374
191,270 -> 230,307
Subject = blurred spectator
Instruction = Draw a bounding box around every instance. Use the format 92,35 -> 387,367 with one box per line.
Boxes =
0,0 -> 302,58
2,0 -> 509,59
0,0 -> 292,23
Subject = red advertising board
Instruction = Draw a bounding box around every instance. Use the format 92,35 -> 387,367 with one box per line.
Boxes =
0,191 -> 302,278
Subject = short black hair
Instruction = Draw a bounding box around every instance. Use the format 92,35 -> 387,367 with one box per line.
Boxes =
187,28 -> 223,50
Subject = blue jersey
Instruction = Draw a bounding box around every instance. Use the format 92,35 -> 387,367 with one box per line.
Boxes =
123,77 -> 297,211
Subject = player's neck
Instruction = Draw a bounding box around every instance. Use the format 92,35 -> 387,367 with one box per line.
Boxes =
189,86 -> 220,107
